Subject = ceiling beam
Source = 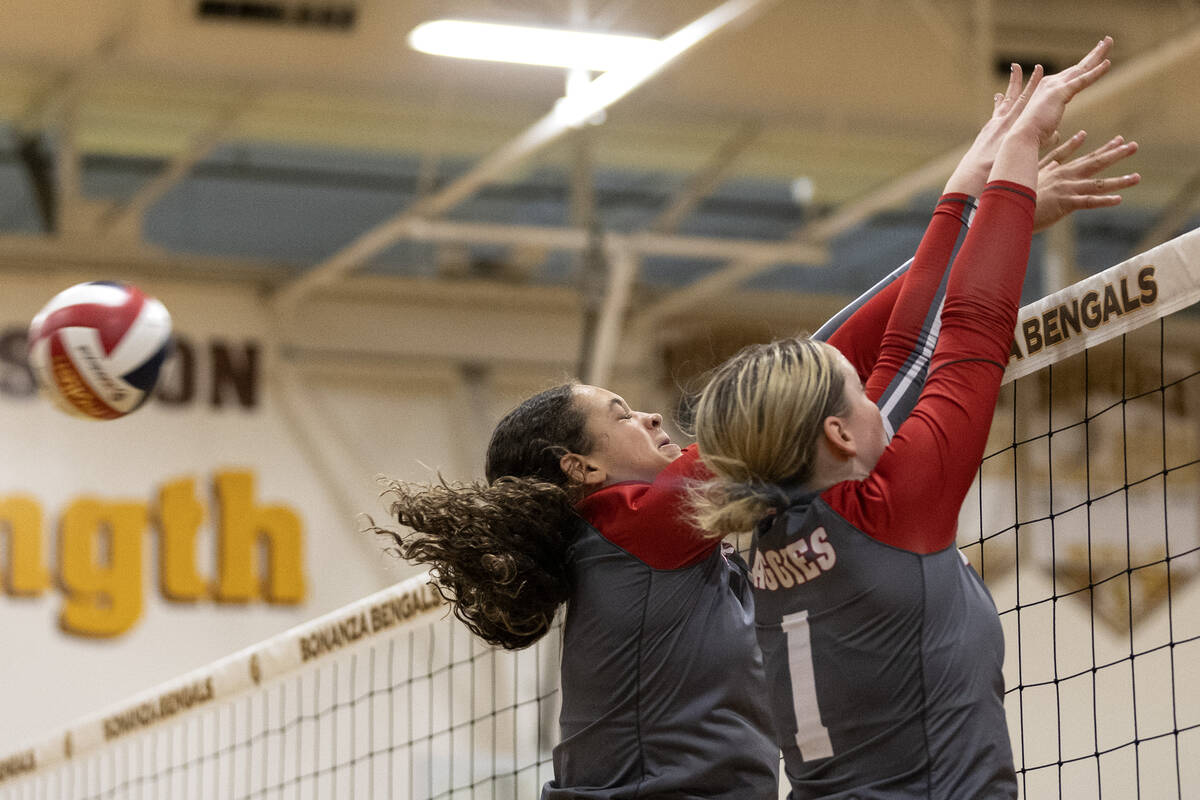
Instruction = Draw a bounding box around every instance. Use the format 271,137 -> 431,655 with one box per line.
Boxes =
15,133 -> 56,233
0,216 -> 825,274
1042,214 -> 1078,295
631,22 -> 1200,330
15,28 -> 127,134
270,0 -> 784,313
16,29 -> 131,238
0,232 -> 288,286
407,218 -> 826,263
631,146 -> 965,329
583,119 -> 765,384
650,119 -> 765,234
54,99 -> 87,236
584,242 -> 638,386
571,120 -> 603,380
100,95 -> 255,238
512,116 -> 763,281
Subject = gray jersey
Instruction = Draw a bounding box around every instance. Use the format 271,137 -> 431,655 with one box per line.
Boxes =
542,520 -> 779,799
751,496 -> 1015,800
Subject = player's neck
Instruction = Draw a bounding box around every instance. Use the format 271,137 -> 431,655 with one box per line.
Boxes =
809,445 -> 869,491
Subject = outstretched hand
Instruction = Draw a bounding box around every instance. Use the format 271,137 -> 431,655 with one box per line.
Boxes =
989,37 -> 1115,189
1012,37 -> 1113,148
1033,131 -> 1140,232
944,63 -> 1029,196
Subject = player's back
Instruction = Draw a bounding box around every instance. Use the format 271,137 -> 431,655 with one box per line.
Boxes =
542,520 -> 778,800
751,494 -> 1016,800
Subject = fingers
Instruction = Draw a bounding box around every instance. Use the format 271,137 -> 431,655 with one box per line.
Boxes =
1040,130 -> 1087,168
1066,36 -> 1113,76
1109,172 -> 1141,191
1066,138 -> 1138,178
1054,36 -> 1113,83
1038,37 -> 1113,103
1081,36 -> 1114,70
1005,63 -> 1041,120
1068,193 -> 1123,211
1065,57 -> 1112,96
1065,174 -> 1141,195
993,63 -> 1025,117
1004,62 -> 1023,104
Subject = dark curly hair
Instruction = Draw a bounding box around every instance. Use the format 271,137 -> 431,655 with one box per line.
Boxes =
375,383 -> 592,650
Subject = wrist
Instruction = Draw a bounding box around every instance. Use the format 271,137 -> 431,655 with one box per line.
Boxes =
989,125 -> 1043,188
1005,124 -> 1045,149
944,163 -> 991,196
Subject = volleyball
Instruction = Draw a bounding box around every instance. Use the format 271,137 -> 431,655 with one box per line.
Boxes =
27,281 -> 173,420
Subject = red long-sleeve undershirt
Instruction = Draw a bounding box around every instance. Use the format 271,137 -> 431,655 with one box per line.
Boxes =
576,192 -> 991,569
823,181 -> 1035,554
827,194 -> 974,387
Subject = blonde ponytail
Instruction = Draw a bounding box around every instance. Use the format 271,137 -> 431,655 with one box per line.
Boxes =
691,337 -> 846,536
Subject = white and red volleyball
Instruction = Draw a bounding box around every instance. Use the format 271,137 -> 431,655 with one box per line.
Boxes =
27,281 -> 173,420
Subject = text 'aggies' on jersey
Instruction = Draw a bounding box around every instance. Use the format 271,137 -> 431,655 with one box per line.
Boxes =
749,527 -> 836,590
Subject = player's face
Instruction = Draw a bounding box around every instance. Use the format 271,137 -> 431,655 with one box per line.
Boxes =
573,385 -> 683,485
837,356 -> 888,473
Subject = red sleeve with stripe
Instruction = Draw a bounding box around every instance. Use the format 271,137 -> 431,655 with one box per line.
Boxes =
827,193 -> 973,386
824,182 -> 1035,554
574,445 -> 717,569
862,194 -> 973,403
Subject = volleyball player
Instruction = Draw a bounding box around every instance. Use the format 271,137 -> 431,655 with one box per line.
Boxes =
690,39 -> 1114,800
374,38 -> 1133,798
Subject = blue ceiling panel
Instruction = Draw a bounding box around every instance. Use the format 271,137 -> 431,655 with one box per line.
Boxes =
639,255 -> 725,287
593,166 -> 684,193
600,205 -> 653,234
0,127 -> 53,234
1073,206 -> 1156,273
204,143 -> 424,179
0,138 -> 1166,303
677,209 -> 797,241
361,240 -> 439,277
143,170 -> 414,265
538,250 -> 577,285
81,164 -> 144,203
448,186 -> 569,228
0,162 -> 47,234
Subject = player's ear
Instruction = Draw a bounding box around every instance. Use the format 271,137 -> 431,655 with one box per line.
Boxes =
822,415 -> 857,458
559,453 -> 607,487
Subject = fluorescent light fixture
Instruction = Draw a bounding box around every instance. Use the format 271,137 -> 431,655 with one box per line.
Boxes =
408,19 -> 661,71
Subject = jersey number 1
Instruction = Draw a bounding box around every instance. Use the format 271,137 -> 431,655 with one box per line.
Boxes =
781,610 -> 834,761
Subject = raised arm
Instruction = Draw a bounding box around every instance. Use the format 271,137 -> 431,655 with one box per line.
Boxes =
817,71 -> 1133,428
816,196 -> 973,385
817,66 -> 1024,378
843,67 -> 1031,430
816,128 -> 1137,376
831,39 -> 1115,553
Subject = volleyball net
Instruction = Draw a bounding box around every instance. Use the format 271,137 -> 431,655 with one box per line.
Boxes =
0,574 -> 563,800
2,230 -> 1200,800
966,228 -> 1200,798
